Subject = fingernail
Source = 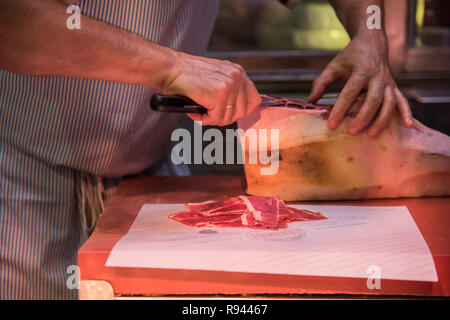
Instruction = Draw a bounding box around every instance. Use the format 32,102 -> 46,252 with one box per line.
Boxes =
328,119 -> 337,129
404,118 -> 412,128
348,124 -> 358,135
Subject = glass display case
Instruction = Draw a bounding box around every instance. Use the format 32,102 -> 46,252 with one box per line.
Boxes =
413,0 -> 450,48
207,0 -> 450,72
208,0 -> 349,51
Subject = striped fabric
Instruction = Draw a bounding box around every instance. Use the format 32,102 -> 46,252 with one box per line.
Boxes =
0,0 -> 219,299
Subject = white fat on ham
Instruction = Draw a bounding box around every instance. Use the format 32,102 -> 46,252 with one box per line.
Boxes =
240,214 -> 248,226
239,196 -> 262,221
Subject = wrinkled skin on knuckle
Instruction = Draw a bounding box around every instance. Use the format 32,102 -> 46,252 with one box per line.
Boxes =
384,77 -> 397,89
339,89 -> 356,102
353,70 -> 371,82
214,82 -> 228,97
224,78 -> 235,92
232,62 -> 245,73
223,59 -> 234,67
234,64 -> 245,76
231,70 -> 242,82
223,60 -> 241,76
224,62 -> 240,76
356,59 -> 380,77
384,95 -> 396,106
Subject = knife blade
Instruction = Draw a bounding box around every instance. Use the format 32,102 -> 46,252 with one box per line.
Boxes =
150,94 -> 280,114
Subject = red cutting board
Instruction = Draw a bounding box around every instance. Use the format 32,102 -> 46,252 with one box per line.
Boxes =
78,176 -> 450,297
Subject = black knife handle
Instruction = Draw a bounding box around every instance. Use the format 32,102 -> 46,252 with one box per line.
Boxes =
150,94 -> 207,114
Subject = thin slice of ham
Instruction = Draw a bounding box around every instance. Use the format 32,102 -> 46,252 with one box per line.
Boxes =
186,198 -> 247,217
288,207 -> 326,222
169,196 -> 326,229
168,211 -> 244,228
239,195 -> 290,228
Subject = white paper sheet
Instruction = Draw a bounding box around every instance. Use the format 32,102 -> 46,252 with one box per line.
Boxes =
105,204 -> 438,282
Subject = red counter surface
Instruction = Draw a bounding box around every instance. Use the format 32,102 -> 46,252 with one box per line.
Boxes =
78,176 -> 450,298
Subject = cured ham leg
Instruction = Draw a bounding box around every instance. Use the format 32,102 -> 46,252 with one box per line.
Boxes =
237,95 -> 450,201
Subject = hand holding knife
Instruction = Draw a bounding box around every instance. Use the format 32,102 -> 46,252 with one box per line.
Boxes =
150,94 -> 280,114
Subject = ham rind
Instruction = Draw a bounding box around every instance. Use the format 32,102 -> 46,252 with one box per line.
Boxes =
169,196 -> 326,229
238,95 -> 450,200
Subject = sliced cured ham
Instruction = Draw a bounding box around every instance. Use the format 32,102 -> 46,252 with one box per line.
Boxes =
186,198 -> 247,216
169,196 -> 326,229
169,211 -> 244,228
238,94 -> 450,201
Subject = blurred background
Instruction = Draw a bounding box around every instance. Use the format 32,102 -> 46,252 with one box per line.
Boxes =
176,0 -> 450,175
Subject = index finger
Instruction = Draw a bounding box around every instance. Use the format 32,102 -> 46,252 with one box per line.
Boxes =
328,73 -> 367,129
348,78 -> 384,135
308,68 -> 337,104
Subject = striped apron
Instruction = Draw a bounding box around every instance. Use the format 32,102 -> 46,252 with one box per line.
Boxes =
0,0 -> 219,299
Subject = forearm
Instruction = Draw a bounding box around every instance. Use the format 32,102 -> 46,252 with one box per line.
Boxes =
311,1 -> 413,136
330,0 -> 387,44
0,0 -> 176,89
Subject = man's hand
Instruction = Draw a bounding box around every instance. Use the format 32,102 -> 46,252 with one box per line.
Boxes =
309,0 -> 413,138
162,52 -> 261,126
0,0 -> 261,128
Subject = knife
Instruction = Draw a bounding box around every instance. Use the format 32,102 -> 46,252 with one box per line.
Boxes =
150,94 -> 207,114
150,94 -> 281,114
